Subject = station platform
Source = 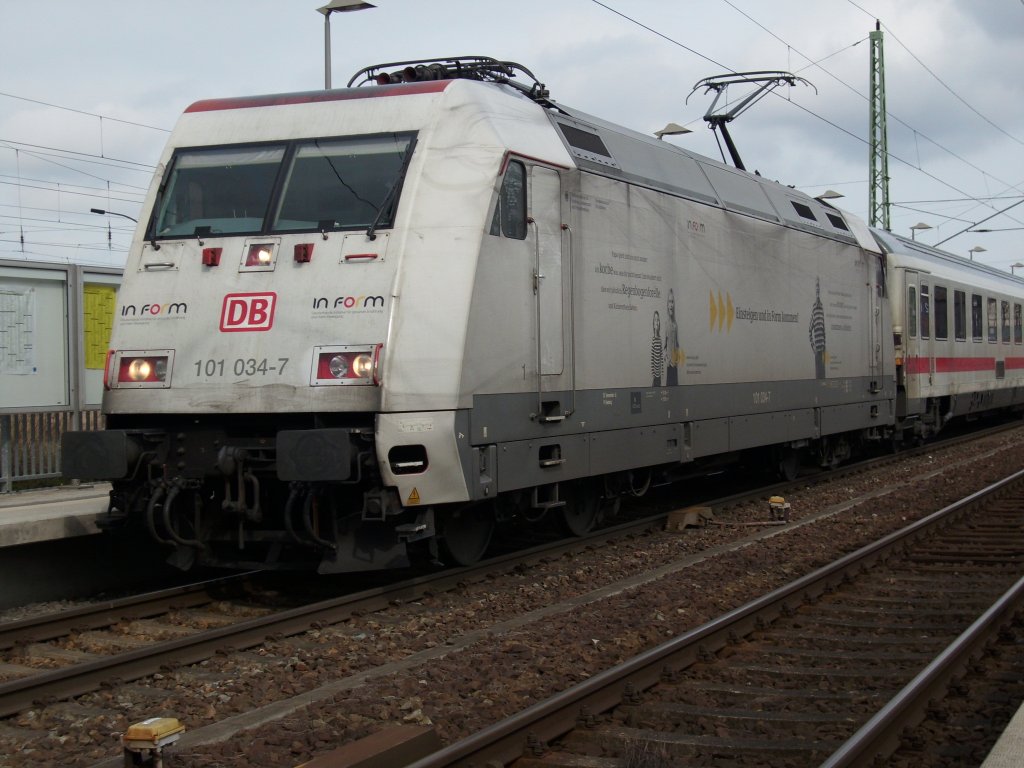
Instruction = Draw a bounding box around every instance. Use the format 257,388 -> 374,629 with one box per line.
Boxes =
0,482 -> 198,609
0,483 -> 109,547
981,701 -> 1024,767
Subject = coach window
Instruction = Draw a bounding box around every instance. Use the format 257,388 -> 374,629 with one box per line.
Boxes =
1015,303 -> 1022,344
988,298 -> 998,342
972,294 -> 983,341
953,290 -> 966,341
919,284 -> 930,339
934,286 -> 948,340
1002,301 -> 1011,343
489,160 -> 526,240
907,286 -> 917,337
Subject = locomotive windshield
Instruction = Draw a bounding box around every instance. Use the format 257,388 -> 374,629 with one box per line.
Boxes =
151,133 -> 415,238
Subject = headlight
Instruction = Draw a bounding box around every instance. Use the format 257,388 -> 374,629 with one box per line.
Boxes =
312,345 -> 381,386
328,355 -> 349,378
239,239 -> 279,272
245,244 -> 274,266
113,351 -> 174,388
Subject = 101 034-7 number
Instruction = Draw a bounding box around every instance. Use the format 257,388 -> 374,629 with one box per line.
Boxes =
193,358 -> 289,377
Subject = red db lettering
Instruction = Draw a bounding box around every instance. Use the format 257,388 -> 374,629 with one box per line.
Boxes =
220,292 -> 276,332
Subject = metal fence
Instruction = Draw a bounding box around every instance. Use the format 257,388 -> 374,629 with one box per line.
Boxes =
0,409 -> 105,493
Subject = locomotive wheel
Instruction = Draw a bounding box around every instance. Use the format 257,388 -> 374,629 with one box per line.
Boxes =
439,505 -> 494,566
777,447 -> 801,481
559,481 -> 600,537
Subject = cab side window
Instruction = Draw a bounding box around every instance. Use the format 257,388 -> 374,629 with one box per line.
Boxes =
489,160 -> 527,240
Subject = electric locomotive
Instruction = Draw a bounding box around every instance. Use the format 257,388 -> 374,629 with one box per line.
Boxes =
61,57 -> 1023,573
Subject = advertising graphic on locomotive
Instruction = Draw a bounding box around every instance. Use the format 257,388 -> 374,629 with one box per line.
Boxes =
61,57 -> 1024,573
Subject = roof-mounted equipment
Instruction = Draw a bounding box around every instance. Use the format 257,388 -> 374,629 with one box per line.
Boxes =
348,56 -> 551,104
687,71 -> 815,171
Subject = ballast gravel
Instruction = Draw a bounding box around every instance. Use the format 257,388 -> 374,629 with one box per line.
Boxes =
3,427 -> 1023,768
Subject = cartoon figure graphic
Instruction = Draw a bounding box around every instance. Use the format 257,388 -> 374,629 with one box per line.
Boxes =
809,277 -> 827,379
665,289 -> 680,385
651,310 -> 664,387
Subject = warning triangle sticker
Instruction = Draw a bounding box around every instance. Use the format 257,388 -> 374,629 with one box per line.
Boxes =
408,488 -> 421,505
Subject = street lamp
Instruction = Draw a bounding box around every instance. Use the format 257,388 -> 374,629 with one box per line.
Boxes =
91,208 -> 138,251
1012,262 -> 1024,275
317,1 -> 375,89
90,207 -> 137,223
654,122 -> 692,140
815,190 -> 844,201
910,222 -> 932,241
968,245 -> 987,261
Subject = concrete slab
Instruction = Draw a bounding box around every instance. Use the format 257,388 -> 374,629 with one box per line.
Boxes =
981,702 -> 1024,768
0,483 -> 109,547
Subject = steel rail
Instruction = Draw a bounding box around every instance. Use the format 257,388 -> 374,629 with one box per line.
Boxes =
0,423 -> 1015,724
821,572 -> 1024,767
0,509 -> 689,720
400,468 -> 1024,768
0,574 -> 255,651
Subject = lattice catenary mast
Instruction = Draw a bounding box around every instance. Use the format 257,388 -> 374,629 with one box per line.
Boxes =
868,20 -> 890,230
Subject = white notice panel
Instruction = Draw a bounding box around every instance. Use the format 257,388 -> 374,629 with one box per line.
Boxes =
0,286 -> 35,374
0,266 -> 69,409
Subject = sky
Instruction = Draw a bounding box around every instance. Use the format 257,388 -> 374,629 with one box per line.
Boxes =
1,0 -> 1022,271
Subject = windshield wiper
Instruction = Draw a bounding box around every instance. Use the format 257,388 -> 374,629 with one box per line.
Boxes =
366,145 -> 414,241
194,225 -> 212,245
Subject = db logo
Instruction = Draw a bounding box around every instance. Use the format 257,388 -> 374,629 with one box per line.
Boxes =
220,292 -> 276,332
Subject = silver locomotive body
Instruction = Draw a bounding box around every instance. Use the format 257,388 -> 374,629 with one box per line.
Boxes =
61,59 -> 1024,572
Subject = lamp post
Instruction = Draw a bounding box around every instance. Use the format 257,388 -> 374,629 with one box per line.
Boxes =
910,222 -> 932,241
654,122 -> 692,140
1012,262 -> 1024,276
91,208 -> 138,251
90,207 -> 137,223
317,1 -> 375,89
968,245 -> 987,261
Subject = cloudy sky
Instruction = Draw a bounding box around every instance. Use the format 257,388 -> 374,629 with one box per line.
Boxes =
1,0 -> 1022,270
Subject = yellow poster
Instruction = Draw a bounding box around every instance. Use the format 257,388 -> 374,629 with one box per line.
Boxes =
83,284 -> 117,369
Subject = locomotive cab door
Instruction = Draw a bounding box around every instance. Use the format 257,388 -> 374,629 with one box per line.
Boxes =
529,165 -> 565,380
868,255 -> 885,380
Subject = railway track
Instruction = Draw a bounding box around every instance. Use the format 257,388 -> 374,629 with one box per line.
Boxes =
403,469 -> 1024,768
1,422 -> 1021,766
0,508 -> 688,721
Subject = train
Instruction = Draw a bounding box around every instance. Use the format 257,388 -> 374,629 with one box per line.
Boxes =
62,56 -> 1024,573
